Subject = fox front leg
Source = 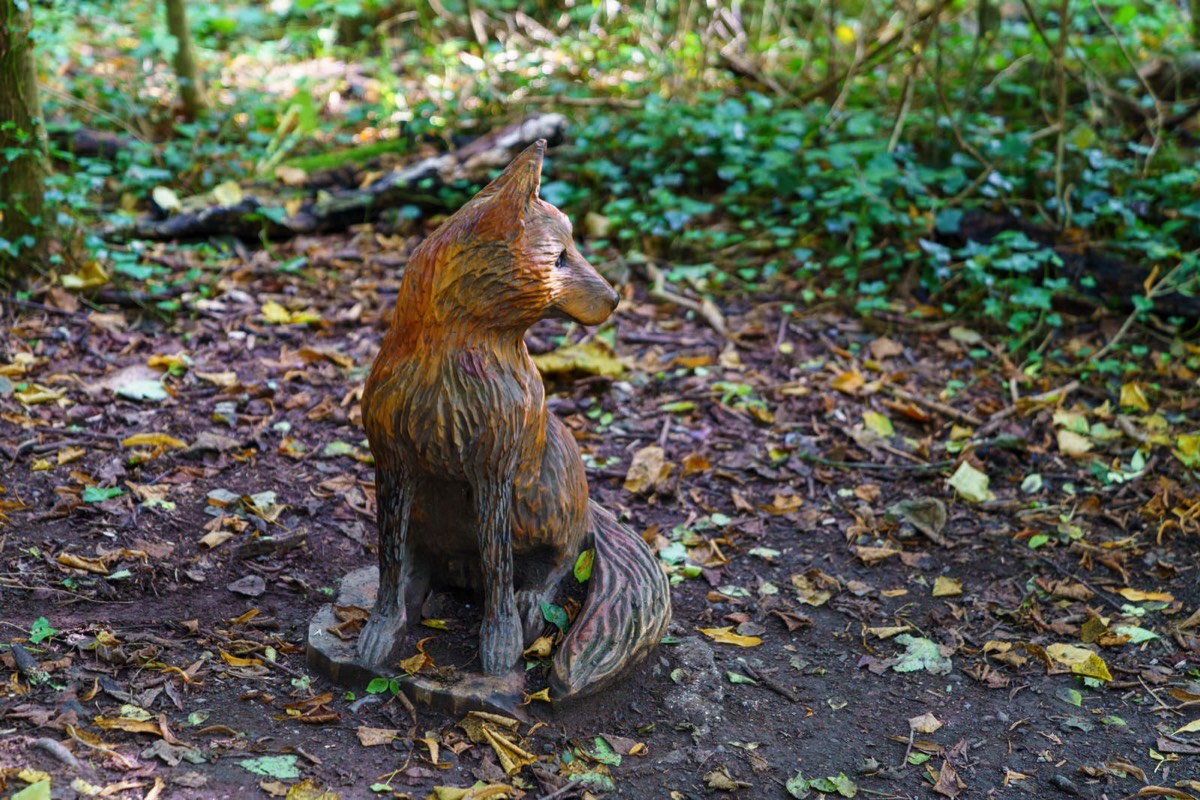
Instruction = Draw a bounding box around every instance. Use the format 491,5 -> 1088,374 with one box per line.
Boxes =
476,480 -> 523,674
358,469 -> 419,667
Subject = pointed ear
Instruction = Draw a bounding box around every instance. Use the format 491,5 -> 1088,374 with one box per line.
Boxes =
477,139 -> 545,229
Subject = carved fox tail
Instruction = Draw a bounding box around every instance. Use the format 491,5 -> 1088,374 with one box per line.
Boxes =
550,503 -> 672,700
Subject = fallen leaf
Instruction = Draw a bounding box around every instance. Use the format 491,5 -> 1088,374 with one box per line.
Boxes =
1056,429 -> 1094,458
624,445 -> 672,495
947,461 -> 993,503
699,626 -> 762,647
931,577 -> 962,597
1119,382 -> 1150,412
357,726 -> 399,746
909,713 -> 943,733
531,340 -> 625,378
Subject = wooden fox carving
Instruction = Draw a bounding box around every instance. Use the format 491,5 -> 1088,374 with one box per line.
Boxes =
358,139 -> 671,699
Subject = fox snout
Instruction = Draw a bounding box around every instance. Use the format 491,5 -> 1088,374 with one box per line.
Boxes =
551,252 -> 620,325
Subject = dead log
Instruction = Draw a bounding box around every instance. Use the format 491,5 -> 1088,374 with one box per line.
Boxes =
117,113 -> 567,242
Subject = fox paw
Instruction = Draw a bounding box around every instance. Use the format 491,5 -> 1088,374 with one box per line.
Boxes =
479,616 -> 523,675
357,609 -> 406,667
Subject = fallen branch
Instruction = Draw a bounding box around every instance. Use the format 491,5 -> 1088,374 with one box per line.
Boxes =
643,262 -> 730,341
115,114 -> 567,242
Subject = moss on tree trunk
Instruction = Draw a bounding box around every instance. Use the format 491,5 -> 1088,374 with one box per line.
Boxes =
0,0 -> 48,286
165,0 -> 207,119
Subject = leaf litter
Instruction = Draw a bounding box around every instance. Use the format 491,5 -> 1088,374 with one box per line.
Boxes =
3,219 -> 1200,800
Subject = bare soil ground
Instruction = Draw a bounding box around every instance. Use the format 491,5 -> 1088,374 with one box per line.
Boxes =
2,230 -> 1200,800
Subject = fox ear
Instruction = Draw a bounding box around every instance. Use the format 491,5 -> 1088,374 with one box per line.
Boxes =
478,139 -> 545,228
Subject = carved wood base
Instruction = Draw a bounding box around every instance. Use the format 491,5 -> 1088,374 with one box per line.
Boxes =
306,566 -> 527,719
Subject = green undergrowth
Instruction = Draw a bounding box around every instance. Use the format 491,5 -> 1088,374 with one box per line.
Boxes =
20,0 -> 1200,359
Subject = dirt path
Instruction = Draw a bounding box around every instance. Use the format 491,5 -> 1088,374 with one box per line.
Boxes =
2,233 -> 1199,799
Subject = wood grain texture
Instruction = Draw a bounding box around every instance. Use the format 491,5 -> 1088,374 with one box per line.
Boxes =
359,139 -> 670,695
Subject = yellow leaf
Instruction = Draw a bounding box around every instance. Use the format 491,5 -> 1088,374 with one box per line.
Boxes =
947,461 -> 993,503
1045,643 -> 1112,681
420,618 -> 450,630
57,553 -> 110,575
1055,429 -> 1093,458
1117,587 -> 1174,603
1119,382 -> 1150,412
56,446 -> 86,465
15,384 -> 67,406
261,301 -> 294,325
61,260 -> 110,291
698,626 -> 762,647
219,650 -> 263,668
1174,718 -> 1200,735
853,544 -> 902,564
525,687 -> 552,703
121,433 -> 188,449
831,370 -> 865,395
863,411 -> 894,437
932,577 -> 963,597
212,181 -> 243,206
835,23 -> 856,44
522,635 -> 553,660
93,716 -> 162,735
532,340 -> 625,379
1173,433 -> 1200,468
399,637 -> 434,675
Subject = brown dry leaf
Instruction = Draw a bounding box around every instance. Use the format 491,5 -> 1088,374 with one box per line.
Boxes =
458,712 -> 520,743
198,530 -> 235,550
909,712 -> 943,733
681,452 -> 710,477
932,760 -> 965,797
869,337 -> 905,360
482,725 -> 537,775
698,626 -> 762,647
357,726 -> 399,746
195,370 -> 239,388
428,785 -> 515,800
624,445 -> 672,495
791,573 -> 833,606
853,544 -> 902,564
399,637 -> 435,675
762,491 -> 804,515
771,610 -> 813,631
703,767 -> 749,790
93,716 -> 162,736
854,484 -> 881,502
56,446 -> 86,465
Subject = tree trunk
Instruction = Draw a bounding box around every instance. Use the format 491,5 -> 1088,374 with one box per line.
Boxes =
1192,0 -> 1200,49
0,0 -> 48,287
164,0 -> 207,119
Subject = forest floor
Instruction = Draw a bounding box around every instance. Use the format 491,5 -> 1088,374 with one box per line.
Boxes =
2,225 -> 1200,800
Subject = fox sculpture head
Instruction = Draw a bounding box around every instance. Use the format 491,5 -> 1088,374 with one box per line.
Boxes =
398,139 -> 618,333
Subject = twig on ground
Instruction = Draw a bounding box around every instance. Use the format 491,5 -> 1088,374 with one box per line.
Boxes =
742,663 -> 799,702
885,386 -> 983,427
976,381 -> 1079,438
643,262 -> 730,342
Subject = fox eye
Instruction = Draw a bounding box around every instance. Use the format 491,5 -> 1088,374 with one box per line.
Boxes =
555,250 -> 568,269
